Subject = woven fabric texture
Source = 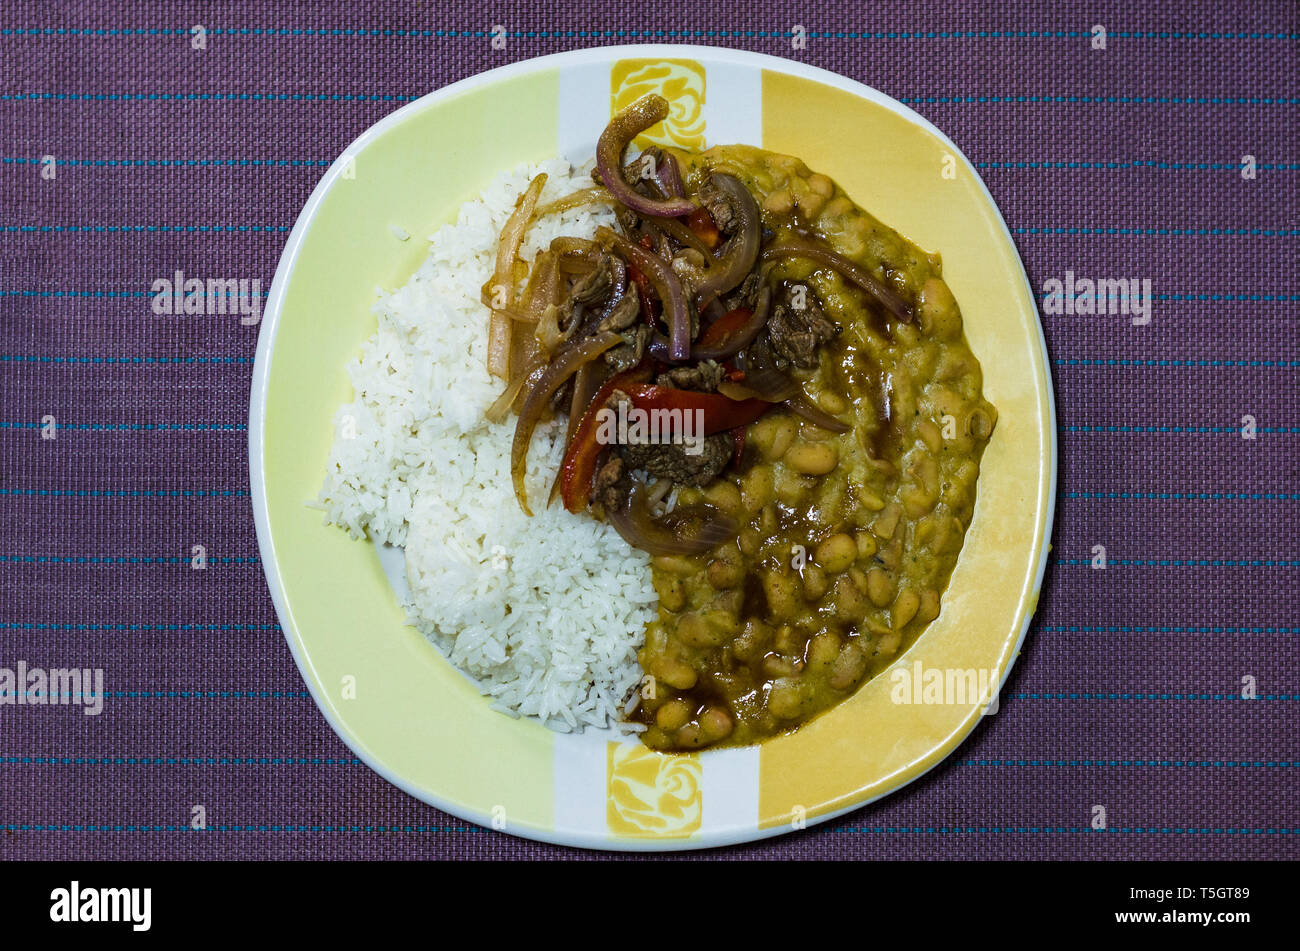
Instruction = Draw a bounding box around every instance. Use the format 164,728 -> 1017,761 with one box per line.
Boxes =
0,0 -> 1296,860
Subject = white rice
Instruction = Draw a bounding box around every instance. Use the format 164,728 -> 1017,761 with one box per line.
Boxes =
318,159 -> 655,732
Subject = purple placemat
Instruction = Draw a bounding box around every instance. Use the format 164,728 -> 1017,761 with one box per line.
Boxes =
1,0 -> 1296,860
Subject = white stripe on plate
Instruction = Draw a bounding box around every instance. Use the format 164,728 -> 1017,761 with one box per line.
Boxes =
701,744 -> 761,832
552,730 -> 610,835
699,63 -> 763,148
557,62 -> 610,163
552,54 -> 765,843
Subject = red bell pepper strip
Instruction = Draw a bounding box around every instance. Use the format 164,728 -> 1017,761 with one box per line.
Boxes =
686,206 -> 721,250
560,380 -> 770,513
618,384 -> 770,434
559,369 -> 648,513
695,306 -> 752,352
628,264 -> 659,326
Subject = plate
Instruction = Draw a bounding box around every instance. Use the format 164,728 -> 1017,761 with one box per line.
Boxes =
249,45 -> 1056,851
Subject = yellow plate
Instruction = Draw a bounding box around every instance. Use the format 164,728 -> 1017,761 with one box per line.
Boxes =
250,46 -> 1055,851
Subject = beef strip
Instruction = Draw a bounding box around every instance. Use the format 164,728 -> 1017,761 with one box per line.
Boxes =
630,147 -> 664,186
594,455 -> 626,511
564,254 -> 613,310
613,204 -> 640,235
765,281 -> 839,369
725,271 -> 764,312
589,290 -> 642,376
658,360 -> 724,393
557,255 -> 625,344
598,292 -> 639,333
696,174 -> 738,235
619,433 -> 734,487
604,324 -> 652,373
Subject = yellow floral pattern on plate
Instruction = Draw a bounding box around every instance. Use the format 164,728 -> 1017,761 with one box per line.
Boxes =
611,59 -> 706,150
607,742 -> 703,837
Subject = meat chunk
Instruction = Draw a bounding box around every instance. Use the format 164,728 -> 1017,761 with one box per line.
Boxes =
594,455 -> 626,511
765,282 -> 839,369
566,253 -> 615,310
696,175 -> 737,235
725,271 -> 764,312
613,204 -> 641,235
604,324 -> 652,373
619,433 -> 734,487
630,147 -> 665,184
658,360 -> 724,393
554,254 -> 617,341
597,292 -> 639,333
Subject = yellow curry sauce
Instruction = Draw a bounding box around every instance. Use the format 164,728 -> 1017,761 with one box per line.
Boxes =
631,145 -> 997,750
